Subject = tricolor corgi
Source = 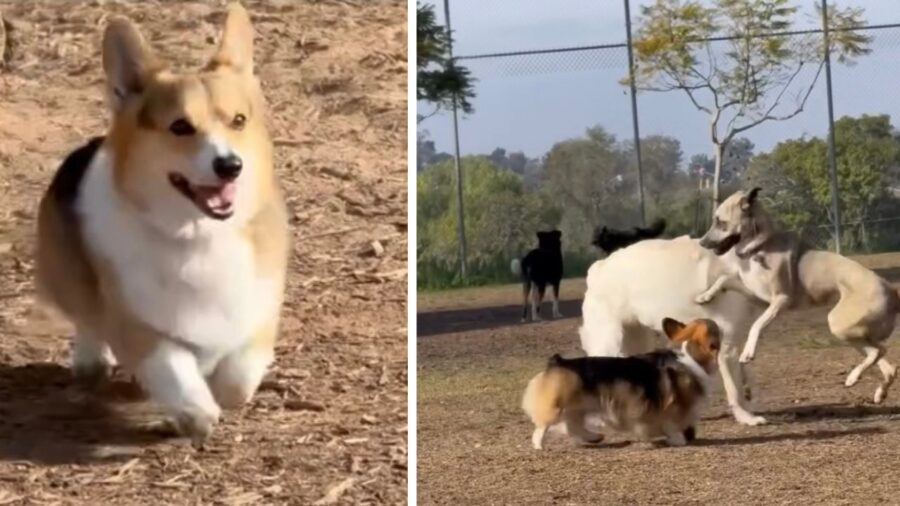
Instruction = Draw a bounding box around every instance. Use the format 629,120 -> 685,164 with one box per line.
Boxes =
522,318 -> 720,450
35,3 -> 288,444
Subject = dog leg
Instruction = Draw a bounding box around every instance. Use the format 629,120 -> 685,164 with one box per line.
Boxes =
532,425 -> 548,450
209,347 -> 273,410
531,284 -> 543,322
874,357 -> 897,404
521,281 -> 531,323
551,282 -> 563,319
845,343 -> 883,387
136,341 -> 221,445
683,426 -> 697,443
71,326 -> 117,383
739,362 -> 753,402
663,423 -> 687,447
695,274 -> 730,304
564,410 -> 603,445
720,341 -> 767,426
740,294 -> 789,363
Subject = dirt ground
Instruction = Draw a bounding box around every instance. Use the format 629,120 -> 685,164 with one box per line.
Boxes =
418,257 -> 900,506
0,1 -> 406,504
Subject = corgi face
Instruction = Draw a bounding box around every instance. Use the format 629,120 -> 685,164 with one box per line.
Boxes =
662,317 -> 721,372
101,3 -> 272,235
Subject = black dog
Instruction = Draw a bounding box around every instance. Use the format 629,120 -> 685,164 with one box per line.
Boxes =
591,218 -> 666,255
511,230 -> 563,322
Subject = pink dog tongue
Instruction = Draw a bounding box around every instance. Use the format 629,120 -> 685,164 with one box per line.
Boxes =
195,182 -> 236,209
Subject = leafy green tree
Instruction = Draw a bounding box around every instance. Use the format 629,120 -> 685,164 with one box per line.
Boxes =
417,157 -> 559,273
745,115 -> 900,250
629,0 -> 869,214
417,2 -> 475,118
542,126 -> 638,250
631,135 -> 684,212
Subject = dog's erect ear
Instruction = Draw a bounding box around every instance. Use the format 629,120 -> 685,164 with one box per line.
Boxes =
741,187 -> 761,211
662,317 -> 686,341
103,18 -> 159,111
552,230 -> 562,238
209,3 -> 255,75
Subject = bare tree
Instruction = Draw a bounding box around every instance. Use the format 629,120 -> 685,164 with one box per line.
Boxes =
629,0 -> 869,211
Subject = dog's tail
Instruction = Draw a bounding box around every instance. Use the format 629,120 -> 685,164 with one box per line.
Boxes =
510,258 -> 522,277
638,218 -> 667,239
521,366 -> 576,428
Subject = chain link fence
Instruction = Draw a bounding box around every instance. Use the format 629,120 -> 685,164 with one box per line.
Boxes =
416,0 -> 900,286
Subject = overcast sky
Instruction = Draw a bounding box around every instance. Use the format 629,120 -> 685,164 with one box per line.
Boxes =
418,0 -> 900,163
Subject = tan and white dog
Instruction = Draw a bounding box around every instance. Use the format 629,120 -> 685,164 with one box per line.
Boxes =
35,3 -> 288,444
698,188 -> 899,403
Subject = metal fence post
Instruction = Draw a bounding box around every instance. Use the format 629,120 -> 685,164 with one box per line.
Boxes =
623,0 -> 646,227
821,0 -> 843,254
443,0 -> 467,279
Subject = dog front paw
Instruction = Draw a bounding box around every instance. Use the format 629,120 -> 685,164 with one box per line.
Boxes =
739,348 -> 755,364
173,406 -> 220,447
694,291 -> 715,304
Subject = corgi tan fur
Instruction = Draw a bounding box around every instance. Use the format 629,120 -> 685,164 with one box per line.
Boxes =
523,318 -> 720,450
698,189 -> 898,403
35,3 -> 288,444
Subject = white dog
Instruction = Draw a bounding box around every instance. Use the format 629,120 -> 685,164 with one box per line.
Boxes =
579,235 -> 767,426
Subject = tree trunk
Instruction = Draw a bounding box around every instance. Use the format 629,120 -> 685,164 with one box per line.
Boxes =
711,142 -> 725,218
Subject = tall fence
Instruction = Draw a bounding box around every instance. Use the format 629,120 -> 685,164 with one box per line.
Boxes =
416,0 -> 900,286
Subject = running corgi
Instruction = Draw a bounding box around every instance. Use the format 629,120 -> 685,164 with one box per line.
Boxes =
35,3 -> 288,444
523,318 -> 720,450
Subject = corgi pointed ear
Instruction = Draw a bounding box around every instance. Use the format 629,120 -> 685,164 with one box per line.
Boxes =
662,317 -> 686,341
102,18 -> 159,111
209,2 -> 255,75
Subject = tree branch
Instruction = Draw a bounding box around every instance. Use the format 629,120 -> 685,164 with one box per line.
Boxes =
417,106 -> 441,124
726,59 -> 825,140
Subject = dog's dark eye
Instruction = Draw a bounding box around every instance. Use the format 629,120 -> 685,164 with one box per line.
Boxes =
231,113 -> 247,130
169,119 -> 196,136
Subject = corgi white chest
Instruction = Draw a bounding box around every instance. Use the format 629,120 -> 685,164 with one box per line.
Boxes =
77,151 -> 278,359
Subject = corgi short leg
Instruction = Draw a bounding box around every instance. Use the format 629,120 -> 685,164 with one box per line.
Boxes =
683,426 -> 696,443
209,346 -> 273,409
663,423 -> 687,446
136,341 -> 221,445
210,322 -> 277,409
532,425 -> 548,450
71,327 -> 116,383
564,411 -> 603,445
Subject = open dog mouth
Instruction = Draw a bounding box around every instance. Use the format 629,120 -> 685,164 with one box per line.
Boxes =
712,234 -> 740,256
168,173 -> 236,220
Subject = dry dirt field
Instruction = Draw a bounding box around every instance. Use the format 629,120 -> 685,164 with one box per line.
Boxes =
0,1 -> 407,504
418,255 -> 900,505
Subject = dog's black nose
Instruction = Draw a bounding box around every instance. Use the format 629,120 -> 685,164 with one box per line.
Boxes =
213,154 -> 242,181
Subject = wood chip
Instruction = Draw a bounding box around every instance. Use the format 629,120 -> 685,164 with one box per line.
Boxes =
0,10 -> 5,67
221,491 -> 263,506
370,240 -> 384,257
97,457 -> 141,484
284,399 -> 325,412
313,478 -> 355,505
0,490 -> 23,506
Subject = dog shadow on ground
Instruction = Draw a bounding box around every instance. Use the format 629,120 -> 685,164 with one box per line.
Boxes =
693,426 -> 886,448
761,402 -> 900,422
417,299 -> 583,337
0,362 -> 173,465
